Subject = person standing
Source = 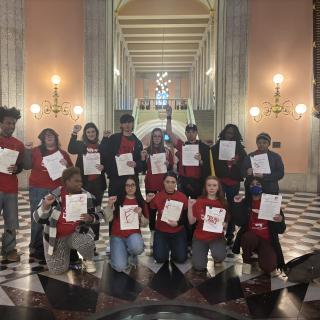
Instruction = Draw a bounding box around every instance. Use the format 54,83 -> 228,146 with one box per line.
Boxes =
211,124 -> 246,245
242,132 -> 284,195
0,106 -> 24,262
100,114 -> 143,196
24,128 -> 73,260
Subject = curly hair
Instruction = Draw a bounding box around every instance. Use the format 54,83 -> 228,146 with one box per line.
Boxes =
218,124 -> 243,142
61,167 -> 81,185
0,106 -> 21,122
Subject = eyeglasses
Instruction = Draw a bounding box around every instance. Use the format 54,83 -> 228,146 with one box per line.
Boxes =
125,183 -> 136,188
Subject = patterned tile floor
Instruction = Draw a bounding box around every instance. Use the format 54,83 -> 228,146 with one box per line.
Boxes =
0,190 -> 319,319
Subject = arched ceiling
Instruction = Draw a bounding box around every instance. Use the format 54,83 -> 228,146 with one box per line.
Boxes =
115,0 -> 215,73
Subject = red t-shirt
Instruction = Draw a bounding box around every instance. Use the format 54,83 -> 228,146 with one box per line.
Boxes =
0,135 -> 24,193
175,139 -> 201,179
56,187 -> 80,238
29,148 -> 73,189
118,135 -> 135,155
150,190 -> 188,233
111,197 -> 149,238
144,149 -> 174,192
86,143 -> 99,182
192,198 -> 227,241
248,199 -> 271,242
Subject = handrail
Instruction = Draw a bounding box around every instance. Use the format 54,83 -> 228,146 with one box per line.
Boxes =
132,98 -> 139,131
187,98 -> 196,125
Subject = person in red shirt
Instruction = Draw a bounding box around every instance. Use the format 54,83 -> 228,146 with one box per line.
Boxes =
68,123 -> 109,251
33,167 -> 103,274
150,172 -> 188,264
104,176 -> 154,272
24,128 -> 73,260
232,177 -> 286,274
0,106 -> 24,262
141,128 -> 174,231
188,176 -> 228,271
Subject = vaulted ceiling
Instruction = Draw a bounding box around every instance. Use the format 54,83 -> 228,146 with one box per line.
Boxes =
116,0 -> 214,73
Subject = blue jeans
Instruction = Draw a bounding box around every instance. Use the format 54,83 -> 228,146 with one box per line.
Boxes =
29,187 -> 51,255
153,229 -> 188,263
221,182 -> 240,239
110,233 -> 144,272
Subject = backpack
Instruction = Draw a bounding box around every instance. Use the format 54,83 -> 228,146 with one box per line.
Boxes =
284,252 -> 320,283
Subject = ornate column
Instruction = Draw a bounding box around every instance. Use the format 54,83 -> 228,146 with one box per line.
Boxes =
214,0 -> 248,140
0,0 -> 24,140
84,0 -> 114,132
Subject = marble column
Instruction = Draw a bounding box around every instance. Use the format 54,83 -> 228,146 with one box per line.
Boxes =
84,0 -> 114,132
0,0 -> 24,140
214,0 -> 248,140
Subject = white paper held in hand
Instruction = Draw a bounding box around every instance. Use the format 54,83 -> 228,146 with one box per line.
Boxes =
150,153 -> 167,174
115,153 -> 135,176
182,144 -> 199,166
203,207 -> 226,233
0,147 -> 19,174
161,200 -> 183,223
250,153 -> 271,174
83,153 -> 101,175
219,140 -> 236,161
42,151 -> 66,181
65,193 -> 87,222
258,193 -> 282,221
120,205 -> 139,230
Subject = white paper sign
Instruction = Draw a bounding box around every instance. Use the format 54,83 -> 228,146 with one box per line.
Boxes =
43,151 -> 66,181
115,153 -> 135,176
120,205 -> 139,230
250,153 -> 271,174
182,144 -> 199,166
83,153 -> 101,175
219,140 -> 236,161
161,200 -> 183,223
203,207 -> 226,233
65,193 -> 87,222
258,193 -> 282,221
150,153 -> 167,174
0,147 -> 19,174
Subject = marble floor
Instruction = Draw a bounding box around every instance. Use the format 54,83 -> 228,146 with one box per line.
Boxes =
0,190 -> 319,320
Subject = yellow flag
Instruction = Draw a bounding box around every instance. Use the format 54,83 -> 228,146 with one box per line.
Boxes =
209,149 -> 216,176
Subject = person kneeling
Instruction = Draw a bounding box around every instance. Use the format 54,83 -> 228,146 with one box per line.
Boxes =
33,167 -> 103,275
105,176 -> 152,273
150,172 -> 188,264
188,176 -> 228,271
232,177 -> 286,274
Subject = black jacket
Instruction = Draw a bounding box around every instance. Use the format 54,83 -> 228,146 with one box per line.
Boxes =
211,140 -> 246,181
241,150 -> 284,194
231,199 -> 286,270
178,140 -> 211,183
99,132 -> 143,179
67,134 -> 107,190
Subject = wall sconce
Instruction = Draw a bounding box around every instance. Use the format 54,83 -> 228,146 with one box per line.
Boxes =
206,67 -> 213,76
114,68 -> 120,76
249,73 -> 307,122
30,75 -> 83,121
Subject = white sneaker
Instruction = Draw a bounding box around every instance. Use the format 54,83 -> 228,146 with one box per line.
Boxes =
242,263 -> 252,274
83,260 -> 96,273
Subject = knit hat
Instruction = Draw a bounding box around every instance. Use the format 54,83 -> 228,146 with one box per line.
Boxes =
256,132 -> 271,144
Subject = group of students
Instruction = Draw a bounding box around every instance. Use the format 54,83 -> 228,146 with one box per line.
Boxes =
0,105 -> 286,275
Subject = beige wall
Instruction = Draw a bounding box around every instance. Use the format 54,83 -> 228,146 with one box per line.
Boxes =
246,0 -> 313,174
25,0 -> 84,152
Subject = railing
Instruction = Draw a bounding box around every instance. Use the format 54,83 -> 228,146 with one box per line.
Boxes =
132,98 -> 139,130
137,98 -> 188,111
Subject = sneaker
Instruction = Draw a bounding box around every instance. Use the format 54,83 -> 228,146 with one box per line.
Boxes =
83,260 -> 96,273
242,263 -> 252,275
6,249 -> 20,262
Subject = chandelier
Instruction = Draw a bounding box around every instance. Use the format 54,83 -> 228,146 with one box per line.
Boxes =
30,75 -> 83,121
155,72 -> 171,94
249,74 -> 307,122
